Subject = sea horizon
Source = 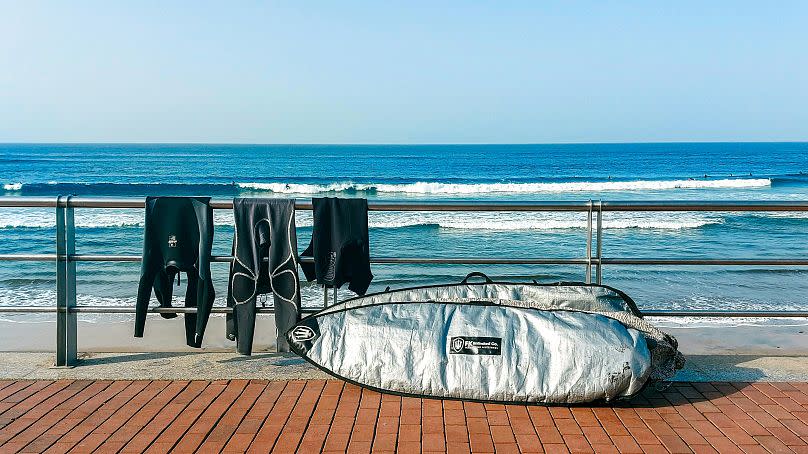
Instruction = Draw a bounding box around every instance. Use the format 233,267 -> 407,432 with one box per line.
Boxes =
2,140 -> 807,145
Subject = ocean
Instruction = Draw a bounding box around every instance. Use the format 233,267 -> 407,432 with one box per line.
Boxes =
2,142 -> 808,328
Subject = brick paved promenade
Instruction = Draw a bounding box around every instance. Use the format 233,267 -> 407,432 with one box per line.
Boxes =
1,379 -> 807,453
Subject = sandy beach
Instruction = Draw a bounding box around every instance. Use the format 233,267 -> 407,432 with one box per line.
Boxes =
1,315 -> 807,383
1,314 -> 806,356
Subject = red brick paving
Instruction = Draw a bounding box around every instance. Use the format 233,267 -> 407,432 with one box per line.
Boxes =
0,381 -> 807,453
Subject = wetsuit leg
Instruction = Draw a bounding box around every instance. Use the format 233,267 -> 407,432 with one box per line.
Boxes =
227,225 -> 261,355
226,241 -> 238,342
232,290 -> 256,355
269,210 -> 300,352
191,198 -> 215,348
152,269 -> 178,319
186,271 -> 216,348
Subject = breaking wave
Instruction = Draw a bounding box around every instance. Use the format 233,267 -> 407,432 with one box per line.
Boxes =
364,212 -> 722,230
238,178 -> 772,194
647,296 -> 808,328
0,209 -> 723,231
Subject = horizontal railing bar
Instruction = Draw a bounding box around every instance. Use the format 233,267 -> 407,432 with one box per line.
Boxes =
0,306 -> 58,313
0,306 -> 805,317
3,197 -> 808,211
3,254 -> 808,266
0,306 -> 321,314
601,258 -> 808,266
642,310 -> 808,317
0,197 -> 61,208
369,257 -> 589,265
601,200 -> 808,212
0,254 -> 58,261
0,254 -> 587,265
38,254 -> 593,265
0,197 -> 591,211
67,254 -> 141,262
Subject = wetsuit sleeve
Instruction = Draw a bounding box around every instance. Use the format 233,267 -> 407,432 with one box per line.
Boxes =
188,199 -> 215,348
135,201 -> 158,338
300,242 -> 316,281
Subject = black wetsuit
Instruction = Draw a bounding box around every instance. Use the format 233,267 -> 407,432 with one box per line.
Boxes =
135,196 -> 215,348
301,197 -> 373,295
226,198 -> 301,355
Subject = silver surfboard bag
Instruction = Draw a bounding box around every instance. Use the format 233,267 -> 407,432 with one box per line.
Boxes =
288,275 -> 685,404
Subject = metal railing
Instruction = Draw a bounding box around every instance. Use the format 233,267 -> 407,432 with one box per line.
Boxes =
1,196 -> 808,367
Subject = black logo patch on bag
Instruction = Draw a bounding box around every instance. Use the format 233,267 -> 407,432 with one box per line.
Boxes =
449,336 -> 501,355
287,319 -> 321,354
291,325 -> 317,342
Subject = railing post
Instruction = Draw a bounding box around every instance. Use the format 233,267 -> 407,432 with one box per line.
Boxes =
595,200 -> 603,285
55,195 -> 77,367
585,200 -> 593,283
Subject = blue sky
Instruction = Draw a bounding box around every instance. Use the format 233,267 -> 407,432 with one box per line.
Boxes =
1,1 -> 807,144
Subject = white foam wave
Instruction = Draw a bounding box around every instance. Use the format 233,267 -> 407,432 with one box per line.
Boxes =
1,287 -> 804,328
648,296 -> 808,328
752,212 -> 808,219
3,182 -> 23,191
0,209 -> 721,231
0,209 -> 147,228
0,283 -> 336,323
238,178 -> 771,195
651,316 -> 808,328
365,212 -> 721,230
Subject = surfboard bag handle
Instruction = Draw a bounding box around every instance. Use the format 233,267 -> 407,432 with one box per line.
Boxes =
460,272 -> 494,284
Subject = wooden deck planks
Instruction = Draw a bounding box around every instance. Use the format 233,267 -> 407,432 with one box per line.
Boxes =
0,380 -> 805,453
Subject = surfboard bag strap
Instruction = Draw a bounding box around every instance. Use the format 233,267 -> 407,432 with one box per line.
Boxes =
135,196 -> 215,348
301,197 -> 373,295
461,272 -> 494,284
226,198 -> 301,355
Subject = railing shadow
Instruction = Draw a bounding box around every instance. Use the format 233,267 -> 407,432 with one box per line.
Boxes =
77,351 -> 198,366
215,352 -> 307,367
